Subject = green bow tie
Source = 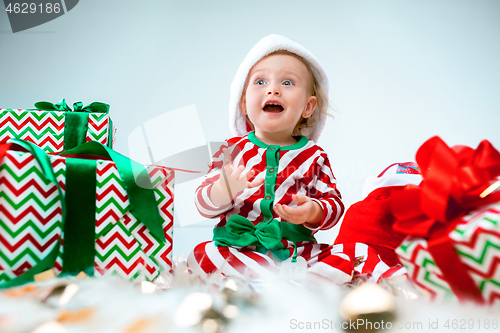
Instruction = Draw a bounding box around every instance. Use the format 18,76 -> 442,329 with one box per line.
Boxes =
218,215 -> 283,250
213,215 -> 317,261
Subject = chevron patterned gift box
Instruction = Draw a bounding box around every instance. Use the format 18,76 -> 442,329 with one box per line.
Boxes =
0,99 -> 115,154
0,140 -> 173,287
396,203 -> 500,305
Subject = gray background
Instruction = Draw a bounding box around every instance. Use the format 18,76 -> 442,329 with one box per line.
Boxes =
1,0 -> 499,257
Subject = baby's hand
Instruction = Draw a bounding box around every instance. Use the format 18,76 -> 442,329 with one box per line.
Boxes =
210,148 -> 264,206
221,148 -> 264,195
273,194 -> 323,227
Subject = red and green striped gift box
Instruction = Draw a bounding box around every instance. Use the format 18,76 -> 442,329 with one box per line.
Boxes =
0,140 -> 173,287
0,99 -> 115,154
396,203 -> 500,306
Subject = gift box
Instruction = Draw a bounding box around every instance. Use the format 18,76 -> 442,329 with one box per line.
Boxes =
0,99 -> 115,153
392,136 -> 500,305
397,203 -> 500,304
0,140 -> 173,287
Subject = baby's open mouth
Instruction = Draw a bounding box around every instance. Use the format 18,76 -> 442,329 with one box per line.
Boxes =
263,103 -> 284,113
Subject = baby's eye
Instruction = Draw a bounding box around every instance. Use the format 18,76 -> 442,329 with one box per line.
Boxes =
255,79 -> 266,85
282,80 -> 294,86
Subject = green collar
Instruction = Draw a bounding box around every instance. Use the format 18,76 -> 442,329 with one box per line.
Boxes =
248,131 -> 309,151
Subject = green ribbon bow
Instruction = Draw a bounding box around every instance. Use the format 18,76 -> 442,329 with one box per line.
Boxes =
34,99 -> 109,113
213,215 -> 316,261
220,216 -> 283,250
34,99 -> 111,150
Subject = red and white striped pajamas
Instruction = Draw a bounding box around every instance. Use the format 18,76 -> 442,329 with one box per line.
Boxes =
188,133 -> 403,284
189,241 -> 353,284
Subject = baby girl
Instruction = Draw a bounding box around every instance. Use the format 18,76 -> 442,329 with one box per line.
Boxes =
188,34 -> 400,284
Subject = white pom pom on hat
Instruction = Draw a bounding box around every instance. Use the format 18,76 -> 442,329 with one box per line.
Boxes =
229,34 -> 329,143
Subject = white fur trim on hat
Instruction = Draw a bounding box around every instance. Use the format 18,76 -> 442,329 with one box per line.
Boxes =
229,34 -> 329,143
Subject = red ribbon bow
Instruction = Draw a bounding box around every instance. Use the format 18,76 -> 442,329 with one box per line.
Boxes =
391,136 -> 500,303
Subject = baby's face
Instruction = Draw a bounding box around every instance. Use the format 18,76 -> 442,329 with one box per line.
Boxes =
242,53 -> 317,141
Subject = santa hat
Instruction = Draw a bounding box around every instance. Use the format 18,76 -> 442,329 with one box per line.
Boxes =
229,34 -> 329,143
